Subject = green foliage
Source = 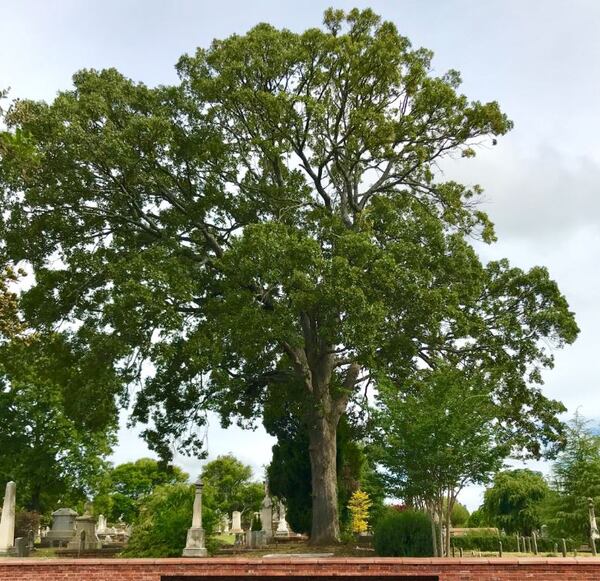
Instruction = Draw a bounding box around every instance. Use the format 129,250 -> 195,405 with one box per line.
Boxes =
348,489 -> 372,533
201,454 -> 263,526
266,429 -> 312,534
482,469 -> 550,535
94,458 -> 188,523
124,482 -> 216,557
0,266 -> 23,342
0,336 -> 115,513
251,514 -> 262,531
374,509 -> 434,557
451,503 -> 470,527
544,415 -> 600,543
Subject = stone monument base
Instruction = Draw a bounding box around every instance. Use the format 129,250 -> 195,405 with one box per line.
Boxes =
182,527 -> 207,557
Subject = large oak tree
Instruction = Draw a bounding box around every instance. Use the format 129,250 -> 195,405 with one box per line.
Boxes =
0,10 -> 577,542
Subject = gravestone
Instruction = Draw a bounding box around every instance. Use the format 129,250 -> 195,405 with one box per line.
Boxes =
220,514 -> 230,534
230,511 -> 243,534
275,502 -> 290,537
0,481 -> 16,555
46,508 -> 77,546
14,537 -> 29,557
182,479 -> 208,557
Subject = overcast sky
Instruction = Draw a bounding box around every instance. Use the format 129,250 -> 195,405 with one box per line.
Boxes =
2,0 -> 599,511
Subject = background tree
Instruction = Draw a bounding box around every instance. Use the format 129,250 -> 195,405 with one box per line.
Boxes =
374,364 -> 510,555
0,9 -> 577,543
543,415 -> 600,542
0,333 -> 115,513
466,508 -> 488,528
201,454 -> 263,525
94,458 -> 188,523
482,469 -> 550,535
450,502 -> 470,527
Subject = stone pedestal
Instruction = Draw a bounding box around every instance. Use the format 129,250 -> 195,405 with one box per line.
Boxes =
0,481 -> 16,555
182,527 -> 208,557
182,479 -> 208,557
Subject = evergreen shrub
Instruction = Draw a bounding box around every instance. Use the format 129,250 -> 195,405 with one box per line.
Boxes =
374,509 -> 434,557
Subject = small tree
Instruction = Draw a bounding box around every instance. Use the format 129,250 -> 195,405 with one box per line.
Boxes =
374,365 -> 509,555
348,489 -> 372,534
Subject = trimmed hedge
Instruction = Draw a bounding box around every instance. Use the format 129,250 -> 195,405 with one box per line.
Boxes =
451,533 -> 576,553
374,509 -> 434,557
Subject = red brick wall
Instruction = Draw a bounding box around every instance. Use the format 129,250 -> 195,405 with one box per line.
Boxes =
1,557 -> 600,581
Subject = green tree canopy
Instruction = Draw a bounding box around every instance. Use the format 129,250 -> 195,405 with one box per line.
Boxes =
374,364 -> 513,555
450,502 -> 470,527
201,454 -> 263,524
94,458 -> 188,523
0,332 -> 115,513
482,469 -> 550,535
0,8 -> 577,542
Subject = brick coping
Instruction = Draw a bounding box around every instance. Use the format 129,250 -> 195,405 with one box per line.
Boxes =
2,557 -> 600,566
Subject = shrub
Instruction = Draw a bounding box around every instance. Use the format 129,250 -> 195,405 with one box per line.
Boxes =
374,509 -> 434,557
123,483 -> 216,557
451,532 -> 576,553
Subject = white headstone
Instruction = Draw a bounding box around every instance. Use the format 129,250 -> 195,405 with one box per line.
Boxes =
275,501 -> 290,536
97,514 -> 108,534
221,514 -> 230,533
0,482 -> 16,554
231,511 -> 243,534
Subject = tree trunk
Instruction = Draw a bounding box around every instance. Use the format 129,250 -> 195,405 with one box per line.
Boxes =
445,504 -> 452,557
308,414 -> 340,544
283,312 -> 359,545
429,506 -> 438,557
437,500 -> 444,557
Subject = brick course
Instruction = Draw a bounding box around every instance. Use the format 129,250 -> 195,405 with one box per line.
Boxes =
1,557 -> 600,581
